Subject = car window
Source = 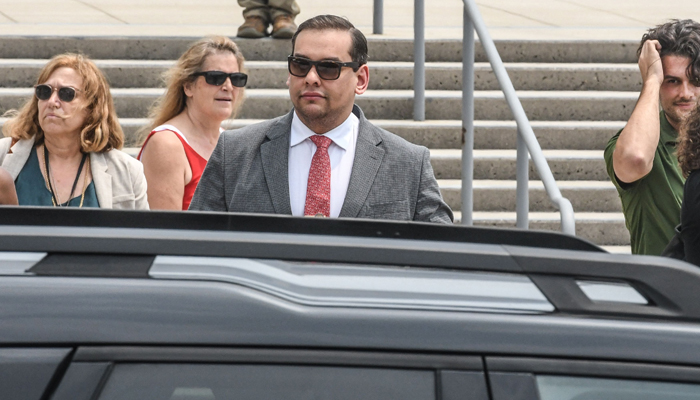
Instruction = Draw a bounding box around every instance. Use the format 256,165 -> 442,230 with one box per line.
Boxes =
96,364 -> 435,400
0,348 -> 72,400
537,375 -> 700,400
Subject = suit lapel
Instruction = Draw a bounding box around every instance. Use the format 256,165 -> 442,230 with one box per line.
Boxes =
2,137 -> 35,179
260,111 -> 293,215
340,108 -> 385,218
90,152 -> 112,208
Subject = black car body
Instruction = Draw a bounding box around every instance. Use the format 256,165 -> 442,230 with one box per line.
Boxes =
1,207 -> 699,400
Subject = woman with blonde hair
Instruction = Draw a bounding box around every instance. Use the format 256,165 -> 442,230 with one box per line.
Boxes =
138,36 -> 246,210
0,53 -> 147,209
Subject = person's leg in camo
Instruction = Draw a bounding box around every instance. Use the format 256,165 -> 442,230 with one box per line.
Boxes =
268,0 -> 300,39
238,0 -> 271,38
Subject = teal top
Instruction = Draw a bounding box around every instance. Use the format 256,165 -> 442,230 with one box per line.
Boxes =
15,147 -> 99,208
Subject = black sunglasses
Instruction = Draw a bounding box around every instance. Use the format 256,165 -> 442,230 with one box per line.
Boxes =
192,71 -> 248,87
34,84 -> 80,102
287,56 -> 361,80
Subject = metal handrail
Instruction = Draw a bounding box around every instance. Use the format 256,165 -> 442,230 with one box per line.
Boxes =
460,0 -> 575,235
373,0 -> 383,34
413,0 -> 425,121
372,0 -> 576,235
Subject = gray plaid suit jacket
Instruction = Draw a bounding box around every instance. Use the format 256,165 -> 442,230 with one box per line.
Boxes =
190,105 -> 453,223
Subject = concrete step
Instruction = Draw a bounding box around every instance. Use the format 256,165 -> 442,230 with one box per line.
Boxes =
372,120 -> 622,151
121,147 -> 607,182
126,119 -> 622,150
0,117 -> 622,151
120,146 -> 624,246
454,211 -> 629,246
237,62 -> 641,92
0,37 -> 638,63
0,60 -> 641,92
602,246 -> 631,254
206,61 -> 645,92
471,63 -> 640,92
430,149 -> 606,180
119,146 -> 625,246
439,179 -> 620,212
0,88 -> 638,121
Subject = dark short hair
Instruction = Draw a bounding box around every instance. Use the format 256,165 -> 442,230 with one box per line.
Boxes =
291,14 -> 368,68
638,19 -> 700,83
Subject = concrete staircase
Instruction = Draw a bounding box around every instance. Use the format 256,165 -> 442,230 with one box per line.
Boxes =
0,37 -> 638,251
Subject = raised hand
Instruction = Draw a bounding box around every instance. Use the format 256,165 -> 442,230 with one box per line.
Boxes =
639,39 -> 663,86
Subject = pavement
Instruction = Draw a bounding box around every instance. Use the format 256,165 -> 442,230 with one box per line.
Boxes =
0,0 -> 698,40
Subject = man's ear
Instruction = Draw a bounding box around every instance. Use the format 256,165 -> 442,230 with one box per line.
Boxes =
355,64 -> 369,95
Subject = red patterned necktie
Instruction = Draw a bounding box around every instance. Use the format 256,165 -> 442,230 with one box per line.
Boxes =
304,135 -> 333,217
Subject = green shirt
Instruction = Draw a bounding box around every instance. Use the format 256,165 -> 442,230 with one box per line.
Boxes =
604,111 -> 684,255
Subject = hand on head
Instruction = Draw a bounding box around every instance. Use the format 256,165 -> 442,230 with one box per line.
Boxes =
639,39 -> 664,86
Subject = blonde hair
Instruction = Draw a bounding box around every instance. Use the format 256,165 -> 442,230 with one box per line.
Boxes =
3,53 -> 123,152
143,36 -> 246,139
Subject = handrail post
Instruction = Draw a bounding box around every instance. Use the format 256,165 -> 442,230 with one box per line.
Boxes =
516,131 -> 529,229
413,0 -> 425,121
461,5 -> 474,225
461,0 -> 576,235
373,0 -> 383,34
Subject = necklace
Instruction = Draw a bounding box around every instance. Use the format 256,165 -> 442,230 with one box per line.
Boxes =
42,145 -> 89,207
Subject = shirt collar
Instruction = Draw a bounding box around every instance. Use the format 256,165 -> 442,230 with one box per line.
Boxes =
660,110 -> 679,145
290,111 -> 358,150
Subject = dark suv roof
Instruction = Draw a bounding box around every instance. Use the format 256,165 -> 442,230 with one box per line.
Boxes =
1,207 -> 700,366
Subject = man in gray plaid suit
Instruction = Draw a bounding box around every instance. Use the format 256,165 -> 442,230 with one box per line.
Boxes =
190,15 -> 453,224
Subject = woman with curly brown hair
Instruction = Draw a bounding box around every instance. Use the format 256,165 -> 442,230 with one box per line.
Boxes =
676,105 -> 700,265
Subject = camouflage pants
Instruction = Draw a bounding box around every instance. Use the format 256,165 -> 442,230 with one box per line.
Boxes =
238,0 -> 300,21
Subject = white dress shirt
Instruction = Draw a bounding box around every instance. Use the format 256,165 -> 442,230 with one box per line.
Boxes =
289,111 -> 359,217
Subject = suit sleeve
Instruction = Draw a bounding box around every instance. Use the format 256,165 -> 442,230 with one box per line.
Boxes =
414,147 -> 454,224
189,133 -> 228,211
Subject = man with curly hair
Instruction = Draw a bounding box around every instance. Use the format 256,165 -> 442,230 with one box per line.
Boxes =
604,19 -> 700,255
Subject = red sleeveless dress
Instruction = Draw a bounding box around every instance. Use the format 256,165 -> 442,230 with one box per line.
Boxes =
138,125 -> 208,210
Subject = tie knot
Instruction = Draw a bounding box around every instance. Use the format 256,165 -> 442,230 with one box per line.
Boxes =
309,134 -> 332,150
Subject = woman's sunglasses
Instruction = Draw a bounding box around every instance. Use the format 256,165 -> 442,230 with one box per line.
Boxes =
192,71 -> 248,87
34,84 -> 80,102
287,56 -> 360,80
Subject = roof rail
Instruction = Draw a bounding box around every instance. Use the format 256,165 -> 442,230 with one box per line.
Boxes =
507,245 -> 700,322
0,207 -> 597,252
1,208 -> 700,322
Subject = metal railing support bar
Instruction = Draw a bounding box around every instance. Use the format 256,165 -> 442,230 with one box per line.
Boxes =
516,132 -> 529,229
462,0 -> 575,235
413,0 -> 426,121
461,8 -> 475,226
373,0 -> 384,34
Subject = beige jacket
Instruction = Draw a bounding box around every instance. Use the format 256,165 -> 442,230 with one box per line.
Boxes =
0,136 -> 148,209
